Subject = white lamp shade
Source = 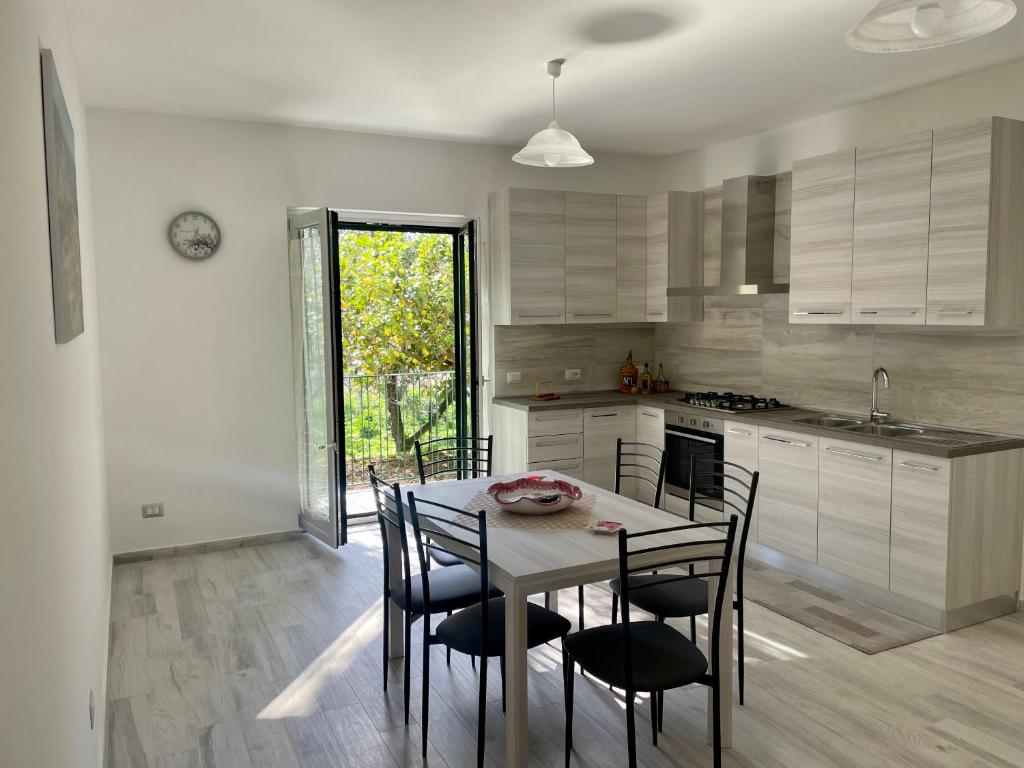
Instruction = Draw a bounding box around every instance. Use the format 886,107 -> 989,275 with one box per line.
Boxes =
847,0 -> 1017,52
513,121 -> 594,168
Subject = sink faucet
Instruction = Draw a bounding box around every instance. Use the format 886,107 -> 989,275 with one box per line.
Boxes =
871,367 -> 891,424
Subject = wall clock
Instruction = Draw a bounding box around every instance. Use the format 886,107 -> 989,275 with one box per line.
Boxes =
168,211 -> 221,260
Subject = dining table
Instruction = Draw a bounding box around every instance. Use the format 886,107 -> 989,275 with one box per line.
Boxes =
386,470 -> 735,768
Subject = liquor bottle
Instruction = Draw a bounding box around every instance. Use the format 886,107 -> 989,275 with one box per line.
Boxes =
639,363 -> 653,395
654,363 -> 669,393
618,351 -> 638,393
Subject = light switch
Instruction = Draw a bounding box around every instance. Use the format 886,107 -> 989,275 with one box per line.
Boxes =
564,368 -> 582,382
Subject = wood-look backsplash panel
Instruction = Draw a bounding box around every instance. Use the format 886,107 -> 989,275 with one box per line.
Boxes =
656,293 -> 1024,435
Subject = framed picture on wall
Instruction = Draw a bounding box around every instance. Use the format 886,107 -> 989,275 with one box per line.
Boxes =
41,48 -> 84,344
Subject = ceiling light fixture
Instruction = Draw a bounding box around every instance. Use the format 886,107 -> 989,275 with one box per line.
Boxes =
513,59 -> 594,168
847,0 -> 1017,52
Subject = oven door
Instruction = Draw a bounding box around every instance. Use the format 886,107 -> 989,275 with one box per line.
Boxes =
664,423 -> 724,511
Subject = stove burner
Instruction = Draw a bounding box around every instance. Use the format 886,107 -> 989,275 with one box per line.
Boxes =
677,391 -> 788,413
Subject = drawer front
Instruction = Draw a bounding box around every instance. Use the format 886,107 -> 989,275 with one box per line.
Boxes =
528,408 -> 583,437
584,406 -> 637,491
757,428 -> 819,562
528,457 -> 585,481
890,451 -> 951,608
527,434 -> 583,463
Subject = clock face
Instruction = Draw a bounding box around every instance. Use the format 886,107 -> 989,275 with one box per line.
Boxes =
168,211 -> 221,260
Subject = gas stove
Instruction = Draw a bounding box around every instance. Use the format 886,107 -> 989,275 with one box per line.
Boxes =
676,391 -> 789,413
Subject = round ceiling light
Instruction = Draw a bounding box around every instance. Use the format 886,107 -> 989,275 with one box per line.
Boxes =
513,59 -> 594,168
846,0 -> 1017,52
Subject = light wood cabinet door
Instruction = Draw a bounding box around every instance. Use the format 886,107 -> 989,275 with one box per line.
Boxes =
889,452 -> 950,608
566,192 -> 616,324
852,131 -> 932,325
789,149 -> 855,324
616,195 -> 647,322
634,406 -> 665,507
702,186 -> 722,289
817,438 -> 893,588
757,428 -> 818,562
724,422 -> 758,539
583,407 -> 637,492
645,193 -> 669,322
509,188 -> 565,324
927,119 -> 992,326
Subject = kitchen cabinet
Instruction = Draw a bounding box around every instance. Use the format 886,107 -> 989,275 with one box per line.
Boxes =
889,452 -> 950,608
789,149 -> 856,323
773,171 -> 792,285
634,406 -> 664,507
616,195 -> 647,322
852,131 -> 933,325
647,191 -> 703,323
565,192 -> 617,324
702,186 -> 723,289
756,428 -> 818,562
817,438 -> 893,589
724,421 -> 758,539
583,406 -> 636,492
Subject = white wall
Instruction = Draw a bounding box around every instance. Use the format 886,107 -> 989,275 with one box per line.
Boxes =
658,57 -> 1024,190
88,108 -> 662,553
0,0 -> 111,766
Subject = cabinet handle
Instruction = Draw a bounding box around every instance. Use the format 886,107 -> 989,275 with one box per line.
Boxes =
824,446 -> 884,462
641,410 -> 661,418
762,435 -> 811,447
536,413 -> 577,421
647,311 -> 665,317
518,312 -> 562,319
571,312 -> 614,318
727,428 -> 752,436
934,308 -> 978,317
535,438 -> 580,448
899,461 -> 940,472
792,309 -> 844,316
589,413 -> 621,419
858,308 -> 919,317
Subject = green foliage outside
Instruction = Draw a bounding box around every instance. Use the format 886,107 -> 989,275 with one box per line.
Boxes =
338,229 -> 457,483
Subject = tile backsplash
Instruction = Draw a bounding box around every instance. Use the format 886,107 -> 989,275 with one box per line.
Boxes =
494,324 -> 656,398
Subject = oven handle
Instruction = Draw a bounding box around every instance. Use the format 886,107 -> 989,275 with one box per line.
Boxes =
665,427 -> 720,444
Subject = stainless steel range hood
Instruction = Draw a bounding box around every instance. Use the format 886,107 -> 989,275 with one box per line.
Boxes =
668,175 -> 789,297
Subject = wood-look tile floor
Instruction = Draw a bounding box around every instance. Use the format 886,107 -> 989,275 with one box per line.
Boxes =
106,528 -> 1024,768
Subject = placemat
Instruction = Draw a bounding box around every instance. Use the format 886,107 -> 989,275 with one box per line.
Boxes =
455,489 -> 597,531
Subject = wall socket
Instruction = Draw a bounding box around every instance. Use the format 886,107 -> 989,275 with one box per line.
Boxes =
564,368 -> 582,382
506,371 -> 522,384
141,502 -> 165,519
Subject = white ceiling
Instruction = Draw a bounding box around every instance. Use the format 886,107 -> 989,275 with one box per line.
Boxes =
67,0 -> 1024,156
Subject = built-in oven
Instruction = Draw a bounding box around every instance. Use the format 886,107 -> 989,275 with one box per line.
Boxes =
664,409 -> 725,511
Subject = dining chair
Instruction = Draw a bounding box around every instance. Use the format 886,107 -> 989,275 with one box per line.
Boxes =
368,465 -> 499,722
414,435 -> 494,567
577,439 -> 666,634
406,489 -> 571,766
609,456 -> 759,705
562,515 -> 739,768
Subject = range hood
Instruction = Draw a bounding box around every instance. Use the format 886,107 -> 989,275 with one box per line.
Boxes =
668,175 -> 789,297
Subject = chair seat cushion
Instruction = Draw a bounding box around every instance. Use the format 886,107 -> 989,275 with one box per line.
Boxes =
390,565 -> 500,615
436,598 -> 571,657
610,573 -> 708,619
428,547 -> 463,567
564,621 -> 708,692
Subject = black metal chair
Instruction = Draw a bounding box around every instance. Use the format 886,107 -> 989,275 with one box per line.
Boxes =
563,515 -> 739,768
368,465 -> 499,722
406,489 -> 571,766
576,439 -> 666,634
610,456 -> 759,705
414,435 -> 494,567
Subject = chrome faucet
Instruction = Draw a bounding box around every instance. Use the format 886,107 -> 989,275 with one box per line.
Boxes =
871,367 -> 891,424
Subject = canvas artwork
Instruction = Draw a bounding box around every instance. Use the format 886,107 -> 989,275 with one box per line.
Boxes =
41,48 -> 84,344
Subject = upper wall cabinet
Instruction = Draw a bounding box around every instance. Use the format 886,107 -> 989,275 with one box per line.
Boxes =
565,192 -> 617,324
647,191 -> 704,323
927,117 -> 1024,326
616,195 -> 647,322
789,149 -> 856,323
852,130 -> 933,325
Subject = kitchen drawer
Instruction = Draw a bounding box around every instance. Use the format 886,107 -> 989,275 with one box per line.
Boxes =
528,457 -> 585,481
528,408 -> 583,437
527,433 -> 583,463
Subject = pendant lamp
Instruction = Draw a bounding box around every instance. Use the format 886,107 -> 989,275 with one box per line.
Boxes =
513,59 -> 594,168
847,0 -> 1017,52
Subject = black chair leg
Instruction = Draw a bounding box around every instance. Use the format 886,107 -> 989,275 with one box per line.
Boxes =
737,601 -> 745,706
477,653 -> 489,768
500,655 -> 506,713
651,689 -> 658,746
562,643 -> 574,768
625,689 -> 638,768
421,623 -> 431,757
446,610 -> 452,667
403,614 -> 412,725
577,585 -> 585,630
657,690 -> 664,733
382,601 -> 389,692
712,678 -> 722,768
690,615 -> 697,643
610,592 -> 618,625
470,654 -> 476,670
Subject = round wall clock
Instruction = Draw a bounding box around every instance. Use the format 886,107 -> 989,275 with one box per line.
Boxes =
168,211 -> 221,260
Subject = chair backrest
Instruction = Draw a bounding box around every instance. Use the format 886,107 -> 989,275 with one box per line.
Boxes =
616,516 -> 739,692
615,439 -> 667,508
406,490 -> 490,627
414,435 -> 494,483
368,464 -> 413,610
686,457 -> 759,572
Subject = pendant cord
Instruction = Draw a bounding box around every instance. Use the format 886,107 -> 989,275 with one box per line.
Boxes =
551,76 -> 556,123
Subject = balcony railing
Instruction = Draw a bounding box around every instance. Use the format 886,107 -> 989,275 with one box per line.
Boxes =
342,370 -> 457,489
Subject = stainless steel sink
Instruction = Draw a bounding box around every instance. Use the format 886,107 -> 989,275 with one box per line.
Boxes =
843,423 -> 925,438
793,414 -> 866,429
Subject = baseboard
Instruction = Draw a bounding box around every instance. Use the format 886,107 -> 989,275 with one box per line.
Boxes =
113,530 -> 304,563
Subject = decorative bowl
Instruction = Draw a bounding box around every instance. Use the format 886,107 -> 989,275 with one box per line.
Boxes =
487,475 -> 583,516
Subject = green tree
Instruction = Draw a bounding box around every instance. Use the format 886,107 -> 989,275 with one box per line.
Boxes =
339,230 -> 455,457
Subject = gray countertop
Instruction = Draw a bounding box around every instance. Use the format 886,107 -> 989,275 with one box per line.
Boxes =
491,391 -> 1024,459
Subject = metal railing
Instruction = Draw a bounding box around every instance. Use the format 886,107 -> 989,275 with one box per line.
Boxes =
342,370 -> 458,490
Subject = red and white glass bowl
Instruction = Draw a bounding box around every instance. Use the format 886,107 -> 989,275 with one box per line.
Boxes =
487,475 -> 583,515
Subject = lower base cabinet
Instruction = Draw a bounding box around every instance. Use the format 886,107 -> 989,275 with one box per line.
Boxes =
583,407 -> 637,492
889,452 -> 950,608
756,428 -> 819,562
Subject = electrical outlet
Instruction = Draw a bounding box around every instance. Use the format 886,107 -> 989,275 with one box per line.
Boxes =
506,371 -> 522,384
89,689 -> 95,730
564,368 -> 582,382
142,502 -> 164,519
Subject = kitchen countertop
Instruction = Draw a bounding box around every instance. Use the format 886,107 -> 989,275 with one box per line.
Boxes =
492,391 -> 1024,459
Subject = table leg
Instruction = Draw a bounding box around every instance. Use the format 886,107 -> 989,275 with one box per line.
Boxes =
706,569 -> 733,748
504,584 -> 529,767
545,589 -> 559,612
386,521 -> 404,659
